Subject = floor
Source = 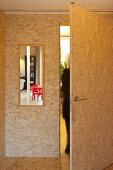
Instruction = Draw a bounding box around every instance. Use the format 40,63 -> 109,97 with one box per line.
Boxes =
0,157 -> 61,170
60,110 -> 70,170
0,157 -> 113,170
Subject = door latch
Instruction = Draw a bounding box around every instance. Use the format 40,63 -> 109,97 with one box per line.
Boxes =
74,96 -> 87,102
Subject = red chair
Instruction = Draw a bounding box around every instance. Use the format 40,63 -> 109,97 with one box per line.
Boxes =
31,84 -> 43,100
30,84 -> 38,90
37,87 -> 43,100
31,84 -> 38,100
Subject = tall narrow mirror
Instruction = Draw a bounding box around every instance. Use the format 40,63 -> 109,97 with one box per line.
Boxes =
20,46 -> 44,105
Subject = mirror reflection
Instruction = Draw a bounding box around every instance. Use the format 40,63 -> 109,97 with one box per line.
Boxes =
20,46 -> 44,105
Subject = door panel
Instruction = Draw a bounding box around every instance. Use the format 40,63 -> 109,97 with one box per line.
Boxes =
70,5 -> 113,170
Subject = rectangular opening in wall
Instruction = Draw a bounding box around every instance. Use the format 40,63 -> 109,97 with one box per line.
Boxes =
60,25 -> 70,168
19,45 -> 44,105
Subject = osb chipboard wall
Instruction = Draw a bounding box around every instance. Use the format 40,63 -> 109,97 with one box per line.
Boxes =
0,11 -> 5,158
71,5 -> 113,170
5,14 -> 69,157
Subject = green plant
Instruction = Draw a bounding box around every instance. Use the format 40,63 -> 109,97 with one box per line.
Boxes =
60,62 -> 64,79
60,61 -> 67,78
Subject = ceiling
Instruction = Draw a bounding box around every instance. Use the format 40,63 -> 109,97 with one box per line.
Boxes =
0,0 -> 113,14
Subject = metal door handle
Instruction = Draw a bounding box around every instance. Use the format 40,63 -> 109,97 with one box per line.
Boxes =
74,96 -> 87,102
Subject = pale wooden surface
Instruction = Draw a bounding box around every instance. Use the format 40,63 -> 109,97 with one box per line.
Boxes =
0,11 -> 70,168
5,14 -> 69,157
104,164 -> 113,170
0,11 -> 5,159
71,5 -> 113,170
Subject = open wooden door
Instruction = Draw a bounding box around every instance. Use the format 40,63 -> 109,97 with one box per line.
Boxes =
70,5 -> 113,170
